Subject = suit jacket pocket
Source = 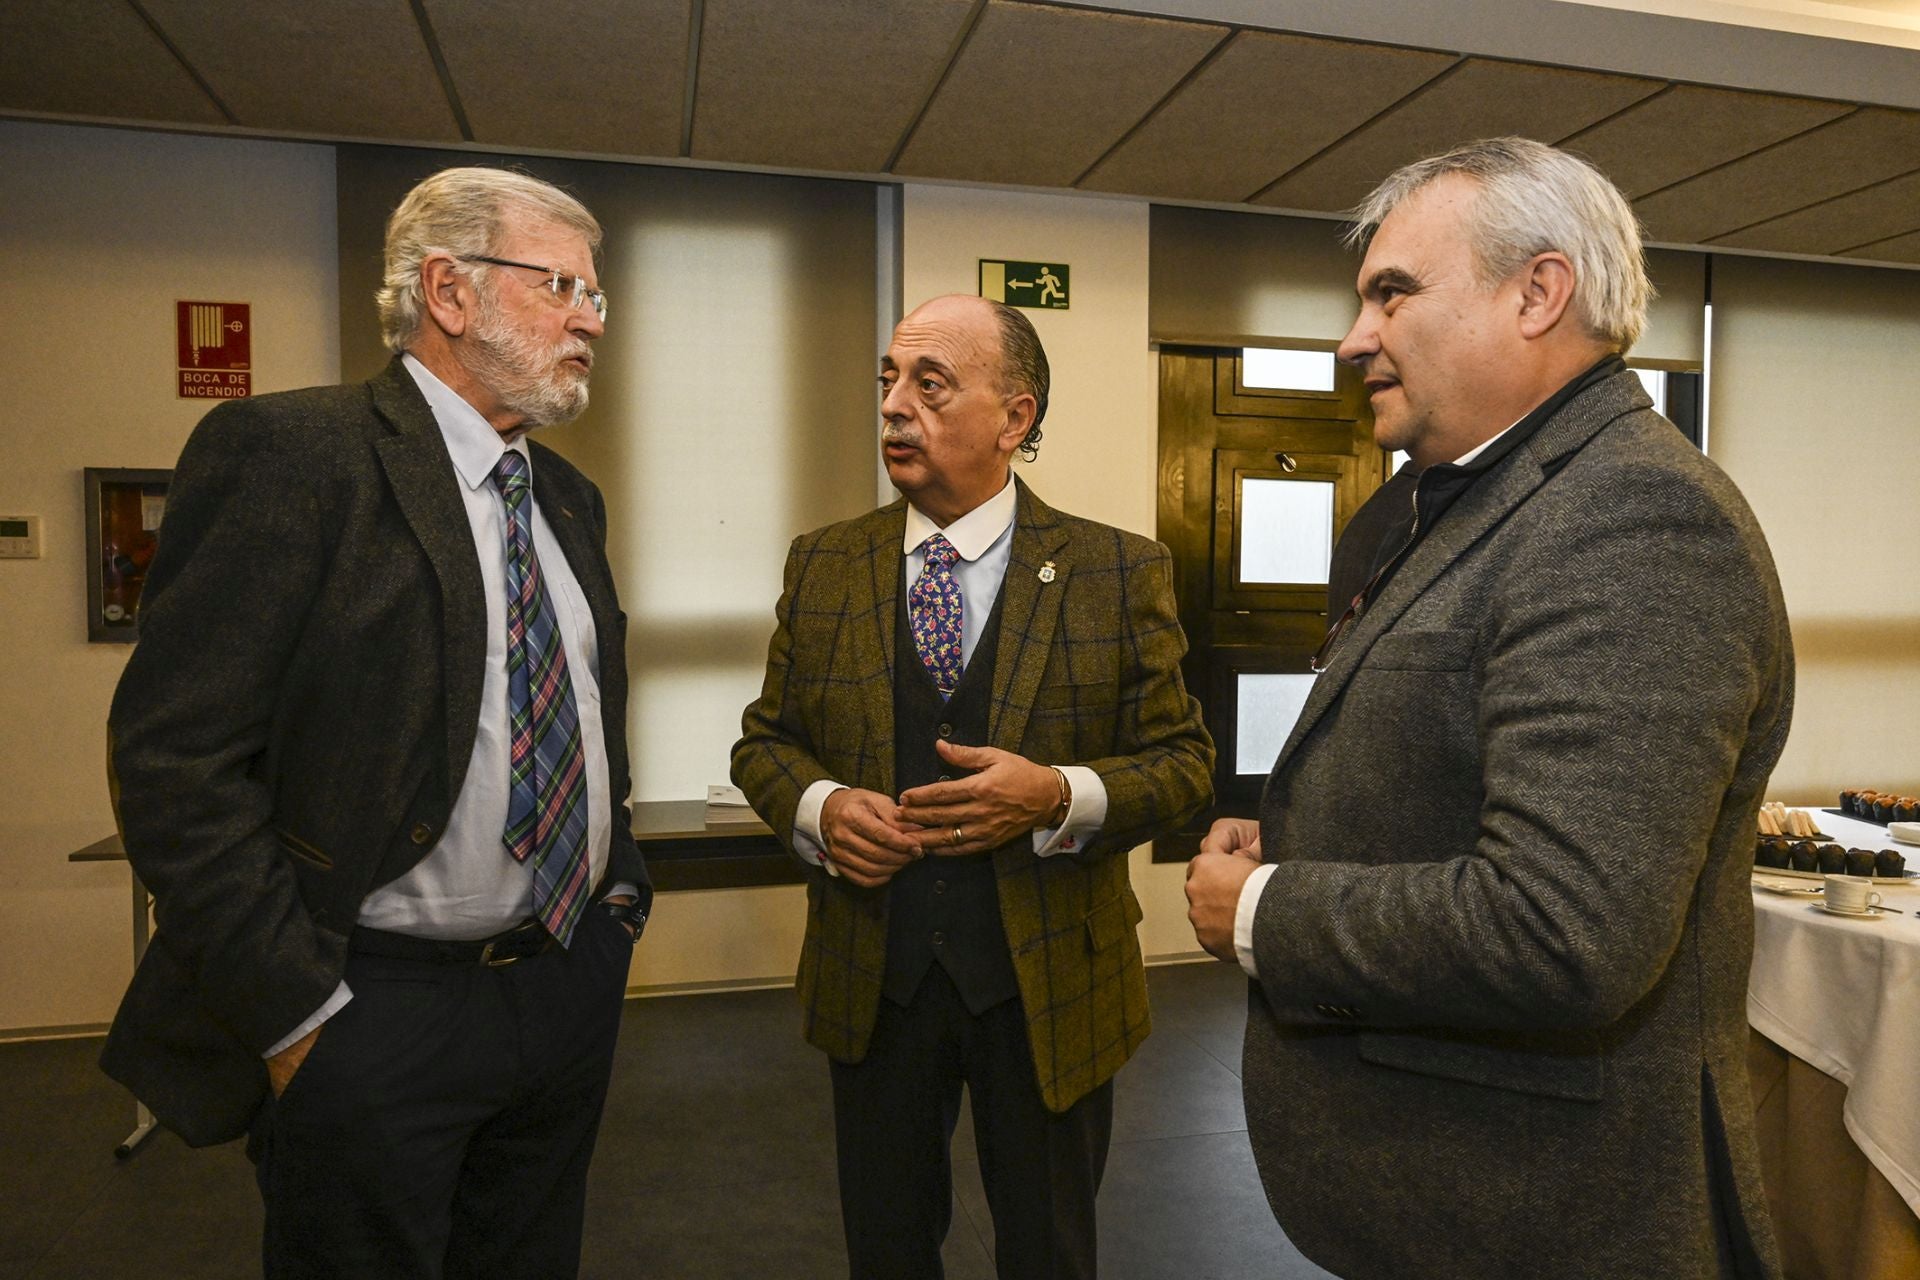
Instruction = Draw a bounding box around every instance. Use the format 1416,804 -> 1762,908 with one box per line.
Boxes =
1364,628 -> 1477,672
1084,891 -> 1143,952
275,827 -> 333,869
1357,1028 -> 1605,1102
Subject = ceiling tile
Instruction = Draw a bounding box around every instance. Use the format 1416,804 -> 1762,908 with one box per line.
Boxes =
893,0 -> 1226,187
138,0 -> 460,139
693,0 -> 976,171
1711,167 -> 1920,254
428,0 -> 688,157
1634,108 -> 1920,244
1842,228 -> 1920,265
1079,31 -> 1454,203
1253,57 -> 1663,214
0,0 -> 226,124
1561,84 -> 1850,199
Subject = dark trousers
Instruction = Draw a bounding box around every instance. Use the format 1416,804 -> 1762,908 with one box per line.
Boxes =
247,907 -> 632,1280
831,965 -> 1114,1280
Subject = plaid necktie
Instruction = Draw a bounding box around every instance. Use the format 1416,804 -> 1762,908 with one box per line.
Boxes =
492,451 -> 591,947
909,533 -> 965,700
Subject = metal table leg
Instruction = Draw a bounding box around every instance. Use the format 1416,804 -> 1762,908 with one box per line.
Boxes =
114,868 -> 159,1159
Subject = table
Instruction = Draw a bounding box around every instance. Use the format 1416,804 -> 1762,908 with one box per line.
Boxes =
69,833 -> 157,1157
1748,809 -> 1920,1278
69,800 -> 798,1156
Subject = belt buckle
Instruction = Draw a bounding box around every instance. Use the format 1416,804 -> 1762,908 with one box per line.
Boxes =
479,938 -> 523,967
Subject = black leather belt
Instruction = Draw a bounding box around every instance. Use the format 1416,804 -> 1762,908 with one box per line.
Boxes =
349,918 -> 553,967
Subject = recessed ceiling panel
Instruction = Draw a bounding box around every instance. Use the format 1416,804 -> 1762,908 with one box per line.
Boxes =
1711,168 -> 1920,254
1561,84 -> 1850,199
1079,31 -> 1454,202
1843,229 -> 1920,265
1253,58 -> 1663,214
138,0 -> 459,139
1634,108 -> 1920,244
693,0 -> 975,171
0,0 -> 225,124
893,1 -> 1226,187
428,0 -> 687,157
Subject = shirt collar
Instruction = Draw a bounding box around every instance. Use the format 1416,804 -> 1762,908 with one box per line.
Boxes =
903,472 -> 1017,561
1450,422 -> 1515,468
401,352 -> 527,492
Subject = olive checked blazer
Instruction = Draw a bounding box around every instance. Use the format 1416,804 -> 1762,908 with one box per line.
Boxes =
731,479 -> 1213,1112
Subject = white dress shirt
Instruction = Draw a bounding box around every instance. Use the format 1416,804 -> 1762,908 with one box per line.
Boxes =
265,354 -> 620,1055
1234,426 -> 1516,977
791,473 -> 1107,871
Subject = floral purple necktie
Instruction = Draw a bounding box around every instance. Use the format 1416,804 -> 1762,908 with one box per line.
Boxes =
909,533 -> 965,700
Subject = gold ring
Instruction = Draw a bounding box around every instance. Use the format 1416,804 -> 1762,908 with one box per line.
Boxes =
952,826 -> 964,846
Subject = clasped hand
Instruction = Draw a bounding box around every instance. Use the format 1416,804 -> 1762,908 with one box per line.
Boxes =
820,741 -> 1061,887
1184,817 -> 1265,962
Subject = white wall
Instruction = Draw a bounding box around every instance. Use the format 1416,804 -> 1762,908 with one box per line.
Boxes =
901,184 -> 1209,963
0,120 -> 340,1035
1709,255 -> 1920,801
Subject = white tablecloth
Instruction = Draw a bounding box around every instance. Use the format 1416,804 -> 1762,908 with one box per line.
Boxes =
1748,810 -> 1920,1215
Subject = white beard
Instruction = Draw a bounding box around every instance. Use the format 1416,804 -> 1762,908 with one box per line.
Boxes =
464,286 -> 592,428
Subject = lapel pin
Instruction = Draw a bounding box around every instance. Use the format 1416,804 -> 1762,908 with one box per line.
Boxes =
1038,561 -> 1056,584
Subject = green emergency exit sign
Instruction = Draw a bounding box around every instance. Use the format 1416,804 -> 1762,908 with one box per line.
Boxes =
979,260 -> 1069,310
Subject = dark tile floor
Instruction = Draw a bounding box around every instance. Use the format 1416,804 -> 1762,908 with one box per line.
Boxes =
6,961 -> 1334,1279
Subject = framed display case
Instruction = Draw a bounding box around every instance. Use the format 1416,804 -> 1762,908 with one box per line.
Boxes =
84,468 -> 171,643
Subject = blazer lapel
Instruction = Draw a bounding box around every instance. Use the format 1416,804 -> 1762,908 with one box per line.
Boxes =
529,447 -> 617,683
369,360 -> 487,799
989,480 -> 1070,750
847,504 -> 906,795
1271,371 -> 1646,778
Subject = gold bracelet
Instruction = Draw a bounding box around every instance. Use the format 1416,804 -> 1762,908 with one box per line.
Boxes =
1050,766 -> 1072,826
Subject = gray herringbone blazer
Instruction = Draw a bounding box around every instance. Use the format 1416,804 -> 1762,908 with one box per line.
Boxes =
732,479 -> 1213,1111
1244,369 -> 1792,1279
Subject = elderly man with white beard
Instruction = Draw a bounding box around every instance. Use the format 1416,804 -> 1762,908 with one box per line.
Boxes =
103,166 -> 651,1280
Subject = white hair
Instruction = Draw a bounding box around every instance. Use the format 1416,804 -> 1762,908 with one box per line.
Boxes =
376,167 -> 602,354
1346,137 -> 1654,353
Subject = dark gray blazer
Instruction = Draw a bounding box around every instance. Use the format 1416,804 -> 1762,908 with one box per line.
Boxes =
102,358 -> 649,1147
1244,369 -> 1791,1279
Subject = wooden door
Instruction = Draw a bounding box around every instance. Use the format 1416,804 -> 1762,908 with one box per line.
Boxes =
1155,348 -> 1384,854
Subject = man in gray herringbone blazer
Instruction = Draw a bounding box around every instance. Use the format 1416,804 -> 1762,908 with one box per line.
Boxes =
734,295 -> 1212,1278
1187,139 -> 1792,1278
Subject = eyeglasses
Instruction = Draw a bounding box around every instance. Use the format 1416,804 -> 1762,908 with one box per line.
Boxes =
460,255 -> 608,321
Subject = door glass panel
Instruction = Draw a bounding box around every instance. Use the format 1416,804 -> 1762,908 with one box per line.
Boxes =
1237,672 -> 1317,774
1631,367 -> 1667,417
1243,347 -> 1336,392
1240,478 -> 1333,585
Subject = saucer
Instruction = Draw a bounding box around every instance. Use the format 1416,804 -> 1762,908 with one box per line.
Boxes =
1818,903 -> 1889,920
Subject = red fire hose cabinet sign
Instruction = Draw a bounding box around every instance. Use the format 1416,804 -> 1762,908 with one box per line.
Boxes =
176,301 -> 251,398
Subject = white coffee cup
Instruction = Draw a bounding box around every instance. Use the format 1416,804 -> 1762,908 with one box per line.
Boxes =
1823,875 -> 1883,914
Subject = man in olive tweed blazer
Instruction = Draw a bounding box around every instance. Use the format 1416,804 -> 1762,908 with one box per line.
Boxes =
734,295 -> 1211,1278
1187,140 -> 1791,1278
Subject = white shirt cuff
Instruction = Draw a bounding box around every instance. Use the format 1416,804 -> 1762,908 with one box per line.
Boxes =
264,979 -> 353,1058
1234,862 -> 1280,979
1033,765 -> 1106,857
794,779 -> 847,877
